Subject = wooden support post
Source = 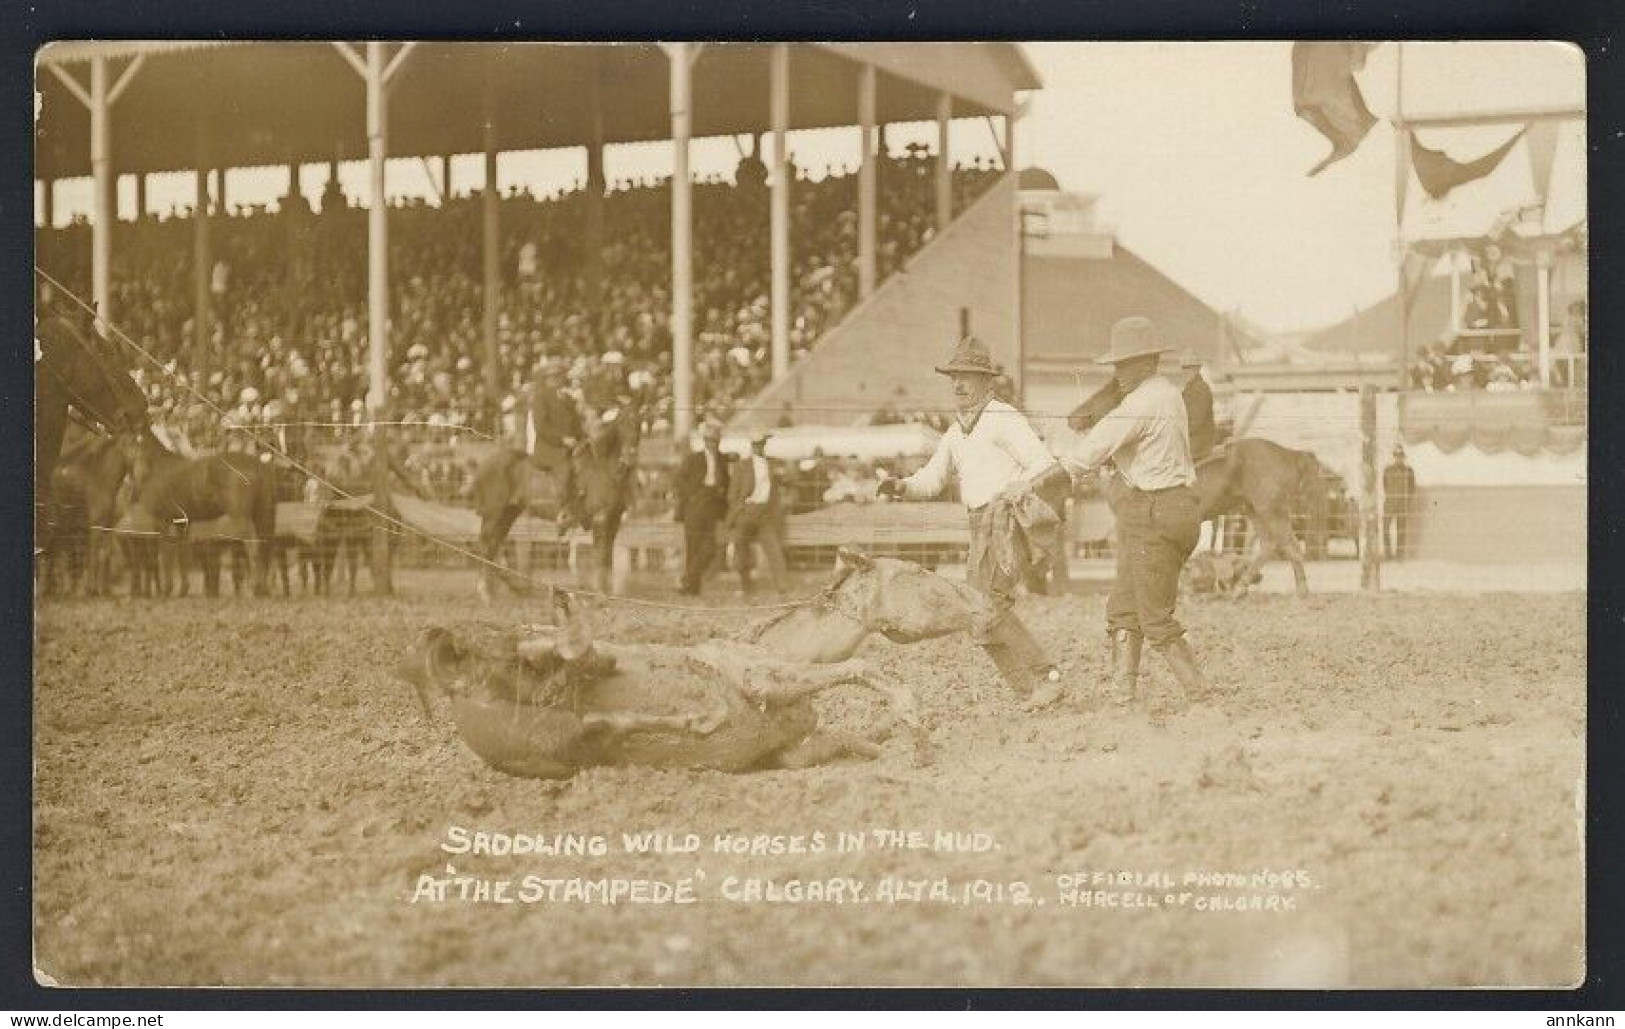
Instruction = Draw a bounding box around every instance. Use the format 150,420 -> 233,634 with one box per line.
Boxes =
935,92 -> 952,231
666,42 -> 695,440
769,43 -> 791,383
366,41 -> 394,595
1359,384 -> 1381,592
193,161 -> 211,371
585,53 -> 607,304
482,116 -> 501,431
857,63 -> 877,299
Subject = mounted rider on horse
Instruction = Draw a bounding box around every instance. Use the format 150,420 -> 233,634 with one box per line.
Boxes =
515,354 -> 641,535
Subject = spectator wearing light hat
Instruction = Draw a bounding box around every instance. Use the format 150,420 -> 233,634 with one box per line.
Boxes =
1449,352 -> 1477,392
726,430 -> 788,594
1056,316 -> 1210,705
877,335 -> 1065,706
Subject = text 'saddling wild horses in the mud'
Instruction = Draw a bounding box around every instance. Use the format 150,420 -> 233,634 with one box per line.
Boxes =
1068,379 -> 1326,596
398,549 -> 1008,779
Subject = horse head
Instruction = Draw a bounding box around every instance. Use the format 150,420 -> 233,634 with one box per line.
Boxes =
830,547 -> 989,643
1067,379 -> 1124,434
120,427 -> 175,498
36,314 -> 149,436
575,400 -> 645,522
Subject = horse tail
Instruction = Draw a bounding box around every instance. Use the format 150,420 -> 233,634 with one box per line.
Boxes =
1294,451 -> 1328,547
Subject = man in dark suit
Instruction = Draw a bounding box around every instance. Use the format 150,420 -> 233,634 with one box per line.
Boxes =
726,431 -> 789,594
1180,351 -> 1216,462
674,421 -> 731,596
524,365 -> 585,532
1382,445 -> 1417,560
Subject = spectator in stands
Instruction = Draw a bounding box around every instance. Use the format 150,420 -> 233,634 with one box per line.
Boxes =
673,421 -> 731,597
1463,286 -> 1495,332
1449,353 -> 1477,392
37,157 -> 1002,468
726,431 -> 789,594
1553,298 -> 1587,389
1381,445 -> 1417,561
1484,355 -> 1521,393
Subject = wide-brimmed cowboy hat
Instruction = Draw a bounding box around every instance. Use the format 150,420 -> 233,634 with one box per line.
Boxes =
1094,316 -> 1176,365
934,336 -> 999,377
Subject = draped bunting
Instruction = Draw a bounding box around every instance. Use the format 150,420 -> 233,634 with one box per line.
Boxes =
1524,119 -> 1561,204
1409,127 -> 1527,200
1400,420 -> 1587,456
1292,42 -> 1380,175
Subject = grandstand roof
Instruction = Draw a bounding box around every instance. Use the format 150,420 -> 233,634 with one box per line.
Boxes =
35,42 -> 1041,181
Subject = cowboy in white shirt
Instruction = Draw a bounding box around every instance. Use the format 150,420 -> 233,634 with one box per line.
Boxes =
1055,316 -> 1211,704
878,336 -> 1066,706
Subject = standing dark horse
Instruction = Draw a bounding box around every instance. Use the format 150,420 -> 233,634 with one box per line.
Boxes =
122,430 -> 279,597
34,303 -> 149,553
50,434 -> 135,595
470,399 -> 644,600
1068,379 -> 1325,596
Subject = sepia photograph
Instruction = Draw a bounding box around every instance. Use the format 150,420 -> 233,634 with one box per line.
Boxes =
30,40 -> 1586,989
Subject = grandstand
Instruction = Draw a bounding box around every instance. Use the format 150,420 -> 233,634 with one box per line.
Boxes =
36,42 -> 1039,445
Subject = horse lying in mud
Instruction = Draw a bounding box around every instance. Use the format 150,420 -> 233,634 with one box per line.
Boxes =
398,549 -> 1000,779
1068,380 -> 1325,596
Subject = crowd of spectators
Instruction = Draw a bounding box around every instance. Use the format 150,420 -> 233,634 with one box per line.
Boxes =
36,147 -> 1003,500
1404,240 -> 1587,395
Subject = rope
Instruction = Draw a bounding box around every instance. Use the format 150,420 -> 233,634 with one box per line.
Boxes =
34,267 -> 806,616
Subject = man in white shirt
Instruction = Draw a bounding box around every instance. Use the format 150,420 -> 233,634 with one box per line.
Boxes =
1055,316 -> 1210,704
727,432 -> 788,594
878,337 -> 1065,705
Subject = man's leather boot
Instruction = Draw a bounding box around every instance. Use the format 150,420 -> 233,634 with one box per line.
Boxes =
1155,636 -> 1210,700
1110,628 -> 1143,705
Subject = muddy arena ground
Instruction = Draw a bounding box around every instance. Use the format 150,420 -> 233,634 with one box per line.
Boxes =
32,568 -> 1584,988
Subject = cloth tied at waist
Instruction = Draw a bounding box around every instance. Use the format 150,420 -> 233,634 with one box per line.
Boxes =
977,489 -> 1062,589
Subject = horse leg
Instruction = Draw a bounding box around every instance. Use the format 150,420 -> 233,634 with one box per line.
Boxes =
156,538 -> 172,597
173,540 -> 190,598
201,544 -> 222,598
477,505 -> 520,603
275,539 -> 291,597
593,510 -> 622,596
1251,510 -> 1308,597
